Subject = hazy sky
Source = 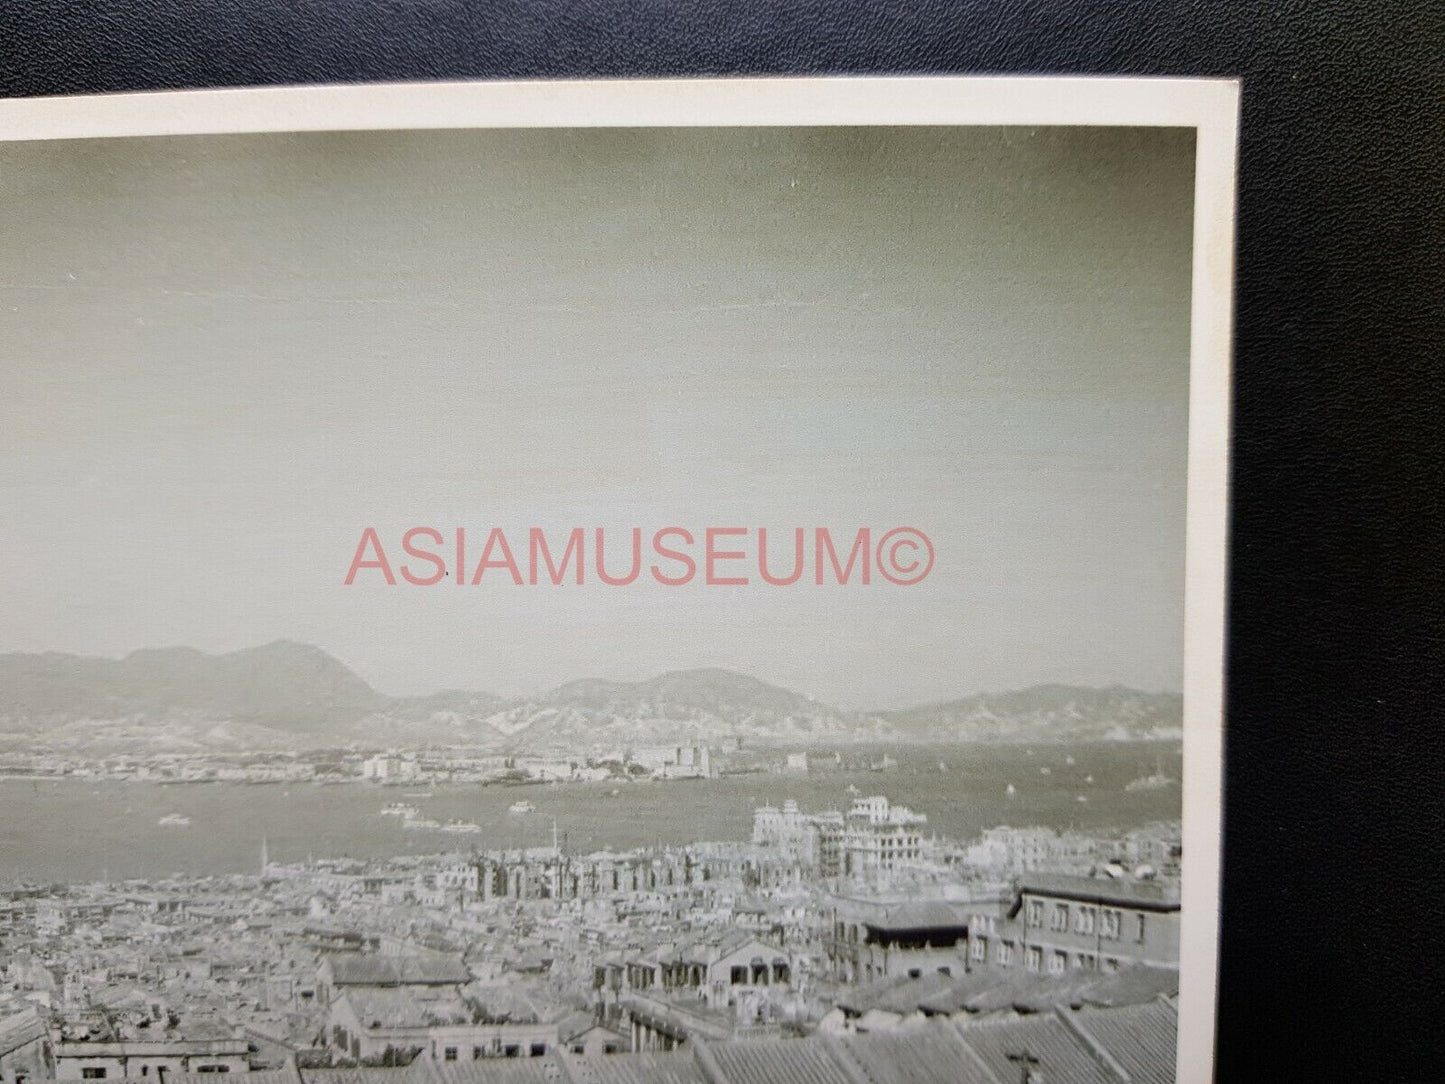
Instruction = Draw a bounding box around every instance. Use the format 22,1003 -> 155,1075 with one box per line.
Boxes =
0,125 -> 1194,708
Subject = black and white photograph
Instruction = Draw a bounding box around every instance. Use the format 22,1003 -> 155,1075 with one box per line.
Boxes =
0,79 -> 1237,1084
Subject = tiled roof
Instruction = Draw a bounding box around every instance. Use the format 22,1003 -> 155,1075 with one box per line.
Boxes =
1013,874 -> 1181,912
342,988 -> 473,1029
291,1001 -> 1178,1084
327,954 -> 471,987
560,1050 -> 709,1084
869,902 -> 972,931
831,1028 -> 1000,1084
304,1067 -> 433,1084
867,973 -> 959,1016
1073,966 -> 1180,1008
700,1036 -> 855,1084
955,1012 -> 1119,1084
170,1070 -> 302,1084
834,975 -> 915,1016
1068,999 -> 1178,1084
409,1057 -> 566,1084
0,1007 -> 46,1055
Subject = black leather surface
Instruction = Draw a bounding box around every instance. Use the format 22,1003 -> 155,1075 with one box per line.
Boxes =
3,3 -> 1442,1080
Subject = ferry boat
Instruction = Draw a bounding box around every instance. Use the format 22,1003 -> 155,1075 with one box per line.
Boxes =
507,800 -> 536,815
440,820 -> 482,834
157,813 -> 191,827
380,803 -> 420,818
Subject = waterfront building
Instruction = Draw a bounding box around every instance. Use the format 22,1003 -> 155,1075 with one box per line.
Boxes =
359,755 -> 419,784
627,746 -> 712,780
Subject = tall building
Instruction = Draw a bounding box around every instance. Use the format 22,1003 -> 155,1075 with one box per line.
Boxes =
838,796 -> 927,878
751,796 -> 925,881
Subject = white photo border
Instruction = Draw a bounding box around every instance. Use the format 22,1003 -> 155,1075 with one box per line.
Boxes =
0,75 -> 1239,1083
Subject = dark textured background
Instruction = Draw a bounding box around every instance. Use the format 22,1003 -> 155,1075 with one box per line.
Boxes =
2,2 -> 1442,1079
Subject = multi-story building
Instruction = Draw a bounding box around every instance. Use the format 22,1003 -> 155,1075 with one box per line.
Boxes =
51,1033 -> 250,1081
838,797 -> 926,878
751,796 -> 923,881
963,826 -> 1098,876
751,801 -> 819,867
968,873 -> 1181,977
824,898 -> 975,983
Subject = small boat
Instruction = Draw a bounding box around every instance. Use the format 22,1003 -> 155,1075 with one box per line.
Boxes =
1065,755 -> 1076,766
440,820 -> 481,834
507,800 -> 536,815
380,803 -> 420,818
1124,772 -> 1177,792
1039,767 -> 1051,776
1005,783 -> 1017,798
403,817 -> 442,830
1076,795 -> 1089,803
157,813 -> 190,827
1085,774 -> 1094,784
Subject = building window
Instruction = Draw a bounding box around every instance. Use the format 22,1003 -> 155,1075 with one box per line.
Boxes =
83,1070 -> 107,1080
972,938 -> 987,962
1051,903 -> 1068,931
1026,900 -> 1043,925
1104,957 -> 1121,973
444,1048 -> 457,1062
1136,914 -> 1147,942
503,1045 -> 520,1058
1076,906 -> 1096,934
1025,946 -> 1043,972
997,941 -> 1014,966
1049,952 -> 1067,976
730,965 -> 747,985
1101,909 -> 1121,939
530,1044 -> 546,1057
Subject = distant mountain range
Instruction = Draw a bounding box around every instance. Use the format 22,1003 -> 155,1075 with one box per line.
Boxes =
0,642 -> 1183,754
